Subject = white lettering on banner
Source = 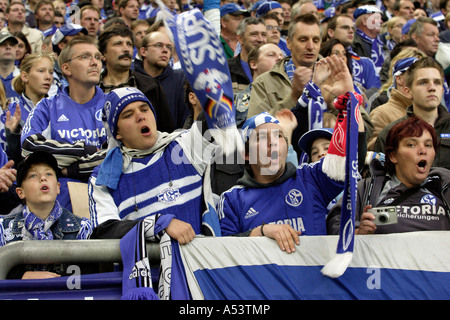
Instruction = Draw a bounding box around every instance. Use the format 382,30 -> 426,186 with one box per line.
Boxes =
184,16 -> 225,67
175,12 -> 225,76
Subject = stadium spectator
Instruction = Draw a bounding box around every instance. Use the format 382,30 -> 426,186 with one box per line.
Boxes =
393,0 -> 415,21
373,57 -> 450,170
79,4 -> 101,38
352,5 -> 385,73
12,31 -> 32,67
20,36 -> 107,211
278,0 -> 291,37
51,23 -> 88,89
53,11 -> 65,29
0,31 -> 20,102
135,30 -> 190,129
220,3 -> 250,59
408,17 -> 440,58
4,53 -> 54,164
368,50 -> 426,150
382,16 -> 407,51
326,14 -> 381,91
89,87 -> 223,241
235,42 -> 284,127
130,19 -> 150,60
34,0 -> 57,37
3,1 -> 43,53
228,17 -> 267,95
219,55 -> 365,252
98,25 -> 175,133
247,14 -> 321,117
0,151 -> 93,279
263,12 -> 290,57
118,0 -> 139,27
328,116 -> 450,235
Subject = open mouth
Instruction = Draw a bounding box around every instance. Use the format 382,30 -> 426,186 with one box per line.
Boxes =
141,126 -> 150,135
270,151 -> 279,161
41,185 -> 49,192
417,160 -> 427,172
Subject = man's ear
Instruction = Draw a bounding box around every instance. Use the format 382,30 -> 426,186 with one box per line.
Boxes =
327,28 -> 334,39
403,85 -> 413,99
61,62 -> 71,78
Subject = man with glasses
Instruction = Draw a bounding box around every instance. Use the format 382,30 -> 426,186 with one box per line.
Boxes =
21,36 -> 107,211
134,30 -> 189,129
326,13 -> 381,90
98,25 -> 175,133
263,12 -> 290,57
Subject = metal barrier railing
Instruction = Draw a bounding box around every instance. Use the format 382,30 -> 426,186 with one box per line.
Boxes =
0,240 -> 160,280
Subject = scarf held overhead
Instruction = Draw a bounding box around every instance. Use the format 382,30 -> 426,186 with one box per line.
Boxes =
166,8 -> 243,156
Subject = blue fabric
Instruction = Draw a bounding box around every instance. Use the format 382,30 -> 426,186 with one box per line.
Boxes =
335,93 -> 359,255
95,147 -> 123,190
166,9 -> 237,131
194,264 -> 450,300
120,220 -> 158,300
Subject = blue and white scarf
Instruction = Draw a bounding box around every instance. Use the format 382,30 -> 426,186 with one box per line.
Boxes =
22,202 -> 63,241
355,28 -> 384,73
22,201 -> 92,241
166,8 -> 240,155
121,214 -> 175,300
321,92 -> 360,278
284,58 -> 296,82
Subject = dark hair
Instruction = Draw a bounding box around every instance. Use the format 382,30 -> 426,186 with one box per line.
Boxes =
98,24 -> 135,54
288,13 -> 321,40
319,38 -> 353,74
384,116 -> 438,175
389,38 -> 417,60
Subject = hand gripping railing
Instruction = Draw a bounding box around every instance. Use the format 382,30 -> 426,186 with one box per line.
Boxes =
0,240 -> 160,280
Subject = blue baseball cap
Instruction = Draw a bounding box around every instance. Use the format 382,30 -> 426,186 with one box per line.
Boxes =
255,1 -> 282,17
220,3 -> 250,18
242,112 -> 280,142
298,128 -> 333,155
103,87 -> 156,139
353,5 -> 381,19
52,23 -> 87,52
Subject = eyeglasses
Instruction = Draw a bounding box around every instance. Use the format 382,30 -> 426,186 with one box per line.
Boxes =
337,25 -> 356,31
266,25 -> 282,32
65,53 -> 103,63
147,42 -> 173,51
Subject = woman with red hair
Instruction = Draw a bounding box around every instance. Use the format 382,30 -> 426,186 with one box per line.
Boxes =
327,116 -> 450,234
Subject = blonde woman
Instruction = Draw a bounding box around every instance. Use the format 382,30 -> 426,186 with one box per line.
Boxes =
383,16 -> 407,50
3,53 -> 54,163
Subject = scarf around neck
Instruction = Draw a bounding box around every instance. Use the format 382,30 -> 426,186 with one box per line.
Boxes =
355,28 -> 384,71
22,201 -> 63,241
96,130 -> 183,190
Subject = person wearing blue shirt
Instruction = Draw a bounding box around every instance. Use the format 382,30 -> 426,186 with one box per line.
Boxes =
21,36 -> 107,211
219,55 -> 365,253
